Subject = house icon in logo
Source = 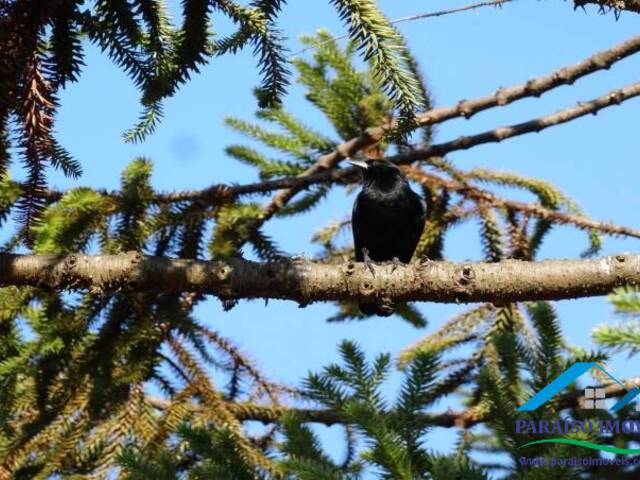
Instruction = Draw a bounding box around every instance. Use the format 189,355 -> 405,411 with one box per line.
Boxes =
517,362 -> 640,412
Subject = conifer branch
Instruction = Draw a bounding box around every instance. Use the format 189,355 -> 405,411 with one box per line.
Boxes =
224,34 -> 640,236
18,34 -> 640,203
2,252 -> 640,304
403,167 -> 640,239
280,32 -> 640,192
412,33 -> 640,123
15,162 -> 639,243
146,375 -> 640,429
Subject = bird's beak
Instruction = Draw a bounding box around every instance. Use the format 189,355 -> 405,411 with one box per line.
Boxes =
347,159 -> 368,169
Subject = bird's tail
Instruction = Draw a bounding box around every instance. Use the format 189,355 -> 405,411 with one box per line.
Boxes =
359,301 -> 394,317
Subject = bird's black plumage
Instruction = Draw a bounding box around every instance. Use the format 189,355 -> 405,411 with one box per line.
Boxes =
350,159 -> 426,316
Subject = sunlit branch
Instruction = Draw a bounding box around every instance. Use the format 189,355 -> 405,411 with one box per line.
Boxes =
2,252 -> 640,304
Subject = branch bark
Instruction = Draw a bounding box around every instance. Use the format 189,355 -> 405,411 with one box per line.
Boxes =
2,251 -> 640,304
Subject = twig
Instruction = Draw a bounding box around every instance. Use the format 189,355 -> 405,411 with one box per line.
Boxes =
21,160 -> 640,243
289,0 -> 515,58
393,80 -> 640,162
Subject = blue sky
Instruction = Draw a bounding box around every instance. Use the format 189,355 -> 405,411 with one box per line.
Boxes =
12,0 -> 640,471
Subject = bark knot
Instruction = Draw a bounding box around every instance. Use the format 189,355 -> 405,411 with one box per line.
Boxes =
217,265 -> 232,281
525,79 -> 543,96
342,261 -> 356,276
359,280 -> 375,296
610,90 -> 623,104
495,87 -> 508,106
457,100 -> 473,118
458,265 -> 476,286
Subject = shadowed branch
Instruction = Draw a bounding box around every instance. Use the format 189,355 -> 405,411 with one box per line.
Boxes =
146,376 -> 640,429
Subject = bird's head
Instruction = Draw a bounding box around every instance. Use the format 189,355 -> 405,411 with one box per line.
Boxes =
347,159 -> 407,190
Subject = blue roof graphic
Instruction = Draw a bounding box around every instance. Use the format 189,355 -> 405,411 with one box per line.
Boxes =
517,362 -> 640,412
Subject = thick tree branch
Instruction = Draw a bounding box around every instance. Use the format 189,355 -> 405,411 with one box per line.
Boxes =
147,376 -> 640,429
1,252 -> 640,304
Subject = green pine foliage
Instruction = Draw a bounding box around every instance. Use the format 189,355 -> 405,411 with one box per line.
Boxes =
466,168 -> 603,258
117,341 -> 489,479
329,0 -> 425,132
469,303 -> 615,477
1,0 -> 429,234
593,287 -> 640,356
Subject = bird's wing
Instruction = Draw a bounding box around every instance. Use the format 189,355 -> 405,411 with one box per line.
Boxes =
352,192 -> 365,261
418,195 -> 427,218
409,193 -> 427,253
418,196 -> 427,226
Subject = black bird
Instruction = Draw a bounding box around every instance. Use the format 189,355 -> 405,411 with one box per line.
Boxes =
350,158 -> 426,316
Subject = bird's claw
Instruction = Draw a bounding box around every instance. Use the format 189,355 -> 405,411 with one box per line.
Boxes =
362,248 -> 376,277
